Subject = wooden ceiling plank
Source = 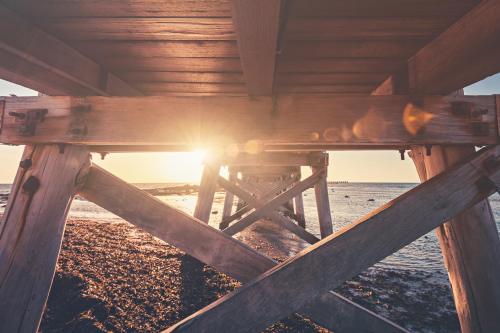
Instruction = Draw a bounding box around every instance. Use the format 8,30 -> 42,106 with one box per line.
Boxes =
0,4 -> 141,96
231,0 -> 282,95
99,57 -> 242,72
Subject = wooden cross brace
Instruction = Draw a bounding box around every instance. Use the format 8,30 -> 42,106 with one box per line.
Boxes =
218,171 -> 322,244
165,145 -> 500,333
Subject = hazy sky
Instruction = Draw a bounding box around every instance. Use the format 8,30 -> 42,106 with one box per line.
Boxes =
1,74 -> 499,184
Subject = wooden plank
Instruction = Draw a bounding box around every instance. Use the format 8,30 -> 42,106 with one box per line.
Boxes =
41,18 -> 236,41
276,84 -> 374,94
194,163 -> 220,223
283,40 -> 428,58
410,146 -> 500,332
231,0 -> 281,95
312,165 -> 333,237
276,73 -> 388,85
136,82 -> 248,94
277,58 -> 401,74
101,58 -> 242,72
220,169 -> 237,229
120,71 -> 245,83
0,5 -> 140,96
0,95 -> 497,147
407,0 -> 500,94
288,0 -> 479,18
1,95 -> 497,147
74,41 -> 239,58
497,95 -> 500,138
80,164 -> 407,333
164,145 -> 500,333
222,152 -> 327,167
3,0 -> 233,18
285,18 -> 451,40
0,145 -> 90,333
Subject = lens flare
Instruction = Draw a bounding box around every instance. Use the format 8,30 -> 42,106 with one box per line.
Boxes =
403,103 -> 435,135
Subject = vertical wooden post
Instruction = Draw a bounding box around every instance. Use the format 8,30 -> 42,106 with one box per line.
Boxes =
194,162 -> 220,223
410,146 -> 500,333
220,168 -> 236,230
0,144 -> 90,333
311,165 -> 333,238
292,167 -> 306,228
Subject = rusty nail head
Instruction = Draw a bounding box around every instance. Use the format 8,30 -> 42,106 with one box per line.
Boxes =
19,159 -> 32,169
22,176 -> 40,194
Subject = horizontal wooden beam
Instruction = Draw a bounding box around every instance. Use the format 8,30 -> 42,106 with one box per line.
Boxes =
0,4 -> 141,96
221,152 -> 327,167
408,0 -> 500,94
79,164 -> 406,333
0,95 -> 497,148
231,0 -> 281,95
165,145 -> 500,333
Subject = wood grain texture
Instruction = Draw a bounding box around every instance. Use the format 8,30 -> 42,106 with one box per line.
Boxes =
194,163 -> 220,223
102,58 -> 242,72
1,95 -> 497,148
231,0 -> 281,95
41,18 -> 235,41
408,0 -> 500,94
277,58 -> 401,73
2,0 -> 232,18
136,82 -> 247,94
80,165 -> 406,333
120,71 -> 244,83
285,18 -> 451,40
0,145 -> 90,333
165,145 -> 500,333
0,5 -> 140,96
411,146 -> 500,333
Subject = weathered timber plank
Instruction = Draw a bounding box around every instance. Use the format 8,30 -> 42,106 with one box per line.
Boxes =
0,95 -> 497,147
411,146 -> 500,332
276,73 -> 388,85
2,0 -> 232,18
288,0 -> 479,18
221,152 -> 327,167
285,18 -> 452,40
136,82 -> 248,94
408,0 -> 500,94
164,145 -> 500,333
0,145 -> 90,333
194,163 -> 220,223
40,18 -> 236,41
80,165 -> 406,333
231,0 -> 281,95
277,58 -> 401,73
102,57 -> 242,72
120,71 -> 245,83
0,5 -> 140,96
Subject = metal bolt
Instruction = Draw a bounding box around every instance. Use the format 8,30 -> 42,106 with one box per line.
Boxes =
22,176 -> 40,194
425,145 -> 432,156
399,149 -> 405,160
19,159 -> 32,169
8,111 -> 26,120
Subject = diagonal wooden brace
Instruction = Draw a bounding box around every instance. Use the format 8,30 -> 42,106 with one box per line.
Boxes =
218,175 -> 320,244
221,171 -> 323,239
165,145 -> 500,333
79,164 -> 407,333
220,175 -> 298,229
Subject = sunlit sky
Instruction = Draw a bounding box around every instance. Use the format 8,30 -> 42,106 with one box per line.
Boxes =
1,74 -> 500,184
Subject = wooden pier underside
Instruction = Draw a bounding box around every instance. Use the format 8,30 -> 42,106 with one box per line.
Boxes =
1,0 -> 500,332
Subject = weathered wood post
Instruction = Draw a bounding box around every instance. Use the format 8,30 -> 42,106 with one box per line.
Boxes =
410,146 -> 500,333
0,144 -> 90,333
312,160 -> 333,237
193,161 -> 220,223
292,167 -> 306,228
220,167 -> 236,229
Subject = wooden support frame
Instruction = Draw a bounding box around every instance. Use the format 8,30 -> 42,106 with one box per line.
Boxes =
79,163 -> 407,333
218,175 -> 320,244
165,145 -> 500,333
0,4 -> 141,96
0,95 -> 498,148
312,165 -> 333,237
0,145 -> 90,332
194,162 -> 220,222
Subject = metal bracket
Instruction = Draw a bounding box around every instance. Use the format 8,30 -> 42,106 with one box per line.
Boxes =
451,101 -> 490,136
8,108 -> 48,136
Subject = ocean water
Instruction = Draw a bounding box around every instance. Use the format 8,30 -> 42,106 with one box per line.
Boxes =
2,182 -> 500,275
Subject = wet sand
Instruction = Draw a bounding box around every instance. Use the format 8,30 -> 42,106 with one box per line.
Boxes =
34,218 -> 460,333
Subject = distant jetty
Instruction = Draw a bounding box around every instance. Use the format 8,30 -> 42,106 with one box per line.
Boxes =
329,181 -> 349,184
144,184 -> 199,196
